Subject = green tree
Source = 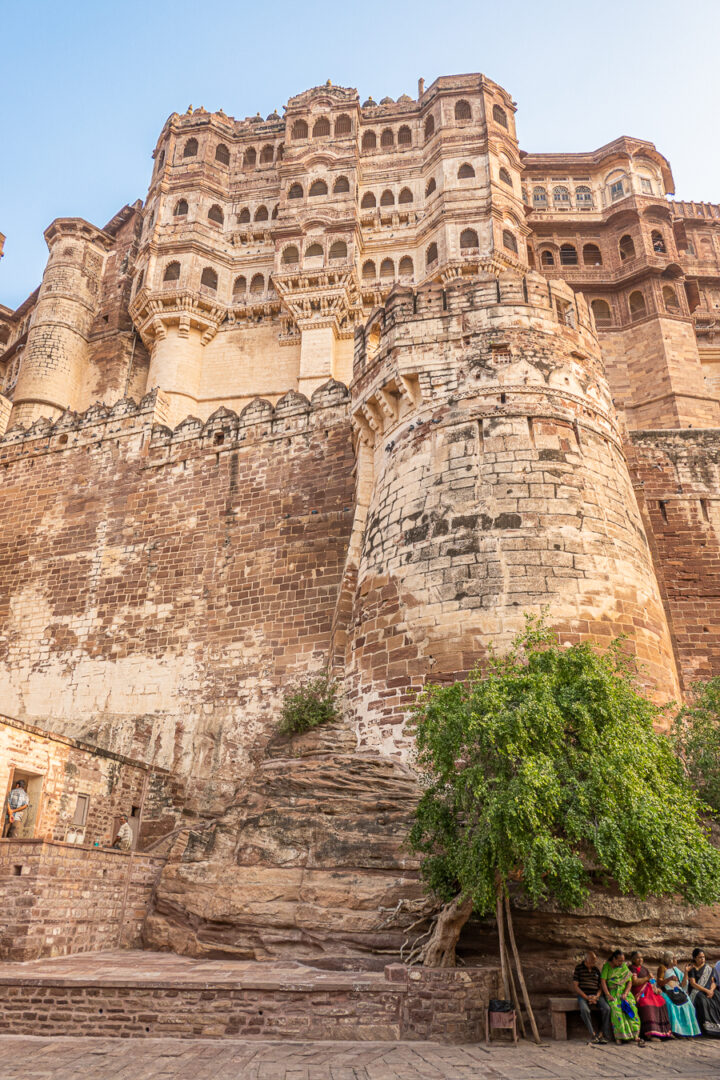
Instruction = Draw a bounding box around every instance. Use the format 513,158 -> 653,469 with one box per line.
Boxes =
674,677 -> 720,817
409,618 -> 720,1036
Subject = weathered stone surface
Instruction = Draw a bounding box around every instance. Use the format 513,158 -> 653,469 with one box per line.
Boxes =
144,724 -> 426,962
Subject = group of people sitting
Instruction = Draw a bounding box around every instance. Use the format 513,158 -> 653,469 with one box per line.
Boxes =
572,948 -> 720,1045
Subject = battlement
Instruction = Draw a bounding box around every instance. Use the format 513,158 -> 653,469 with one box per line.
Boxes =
353,272 -> 594,378
0,381 -> 351,465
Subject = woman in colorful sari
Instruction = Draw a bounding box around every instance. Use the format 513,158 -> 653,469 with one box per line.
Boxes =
600,949 -> 644,1045
688,948 -> 720,1037
629,951 -> 672,1039
657,951 -> 700,1037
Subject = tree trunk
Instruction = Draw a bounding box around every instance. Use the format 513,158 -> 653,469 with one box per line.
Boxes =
420,894 -> 473,967
504,940 -> 526,1038
495,880 -> 511,1001
504,891 -> 542,1044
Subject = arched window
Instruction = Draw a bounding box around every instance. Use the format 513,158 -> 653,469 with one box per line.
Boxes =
233,275 -> 247,296
333,175 -> 350,193
183,137 -> 198,158
559,243 -> 578,266
609,175 -> 626,201
288,183 -> 303,199
629,290 -> 646,320
399,256 -> 414,278
174,199 -> 188,216
498,167 -> 512,187
163,261 -> 180,282
455,99 -> 472,121
362,259 -> 376,280
458,163 -> 475,179
651,230 -> 666,254
541,249 -> 555,267
460,228 -> 479,250
215,143 -> 230,165
619,234 -> 635,260
424,114 -> 435,141
200,267 -> 218,290
381,128 -> 394,148
238,207 -> 251,223
398,125 -> 412,146
532,186 -> 547,208
329,240 -> 347,260
361,191 -> 376,208
335,114 -> 352,136
362,130 -> 377,151
426,241 -> 438,266
398,187 -> 413,204
292,119 -> 308,140
305,243 -> 324,261
583,243 -> 602,266
425,178 -> 437,198
380,258 -> 394,278
380,189 -> 394,206
282,245 -> 299,265
250,273 -> 265,294
276,145 -> 284,161
663,285 -> 680,312
254,205 -> 269,221
312,116 -> 331,138
208,204 -> 224,225
591,299 -> 612,327
260,145 -> 274,163
244,147 -> 256,167
576,185 -> 593,209
553,186 -> 570,206
157,149 -> 165,170
502,230 -> 518,254
309,179 -> 328,197
492,104 -> 508,128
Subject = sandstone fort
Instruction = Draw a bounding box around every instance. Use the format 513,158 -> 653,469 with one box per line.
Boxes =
0,73 -> 719,1037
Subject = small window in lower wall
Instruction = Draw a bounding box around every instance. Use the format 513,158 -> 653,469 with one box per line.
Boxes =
72,794 -> 89,827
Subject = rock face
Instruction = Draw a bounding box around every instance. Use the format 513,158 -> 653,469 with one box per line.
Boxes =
146,719 -> 720,987
143,724 -> 426,964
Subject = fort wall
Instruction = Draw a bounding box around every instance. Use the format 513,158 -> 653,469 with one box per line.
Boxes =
346,274 -> 680,757
0,385 -> 354,781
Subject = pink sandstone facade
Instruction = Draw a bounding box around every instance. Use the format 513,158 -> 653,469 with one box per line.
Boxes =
1,74 -> 720,986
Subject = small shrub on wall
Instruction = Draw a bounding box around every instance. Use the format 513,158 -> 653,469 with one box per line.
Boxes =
279,674 -> 340,735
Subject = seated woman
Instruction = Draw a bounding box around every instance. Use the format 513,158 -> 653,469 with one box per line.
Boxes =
688,948 -> 720,1037
657,951 -> 700,1038
600,949 -> 644,1045
629,950 -> 672,1039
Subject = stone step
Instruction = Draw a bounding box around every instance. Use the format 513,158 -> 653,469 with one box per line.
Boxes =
0,950 -> 499,1042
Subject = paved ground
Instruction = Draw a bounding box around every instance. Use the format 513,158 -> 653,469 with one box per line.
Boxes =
2,1034 -> 719,1080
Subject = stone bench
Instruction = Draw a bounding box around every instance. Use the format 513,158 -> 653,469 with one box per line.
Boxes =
548,996 -> 581,1040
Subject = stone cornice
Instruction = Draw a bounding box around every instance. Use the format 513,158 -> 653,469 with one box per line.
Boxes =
129,287 -> 226,347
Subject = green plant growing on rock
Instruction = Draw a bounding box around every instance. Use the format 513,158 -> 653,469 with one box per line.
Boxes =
673,677 -> 720,817
409,616 -> 720,1041
279,673 -> 341,736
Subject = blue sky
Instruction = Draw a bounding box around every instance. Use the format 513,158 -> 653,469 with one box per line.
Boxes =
2,0 -> 719,310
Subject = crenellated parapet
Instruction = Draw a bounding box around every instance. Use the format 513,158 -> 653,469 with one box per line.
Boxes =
0,380 -> 350,466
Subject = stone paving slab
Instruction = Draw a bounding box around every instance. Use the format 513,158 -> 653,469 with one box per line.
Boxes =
1,1035 -> 719,1080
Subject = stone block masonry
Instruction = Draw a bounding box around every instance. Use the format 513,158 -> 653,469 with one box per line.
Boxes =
0,384 -> 354,784
0,841 -> 164,961
0,951 -> 499,1041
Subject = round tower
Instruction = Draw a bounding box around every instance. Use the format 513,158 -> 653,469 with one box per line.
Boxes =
346,271 -> 680,757
10,219 -> 111,426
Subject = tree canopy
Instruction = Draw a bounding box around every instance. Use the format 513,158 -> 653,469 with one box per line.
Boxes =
409,619 -> 720,917
674,676 -> 720,818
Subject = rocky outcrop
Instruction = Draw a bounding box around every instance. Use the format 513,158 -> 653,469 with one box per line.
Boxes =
143,724 -> 426,965
145,720 -> 720,983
